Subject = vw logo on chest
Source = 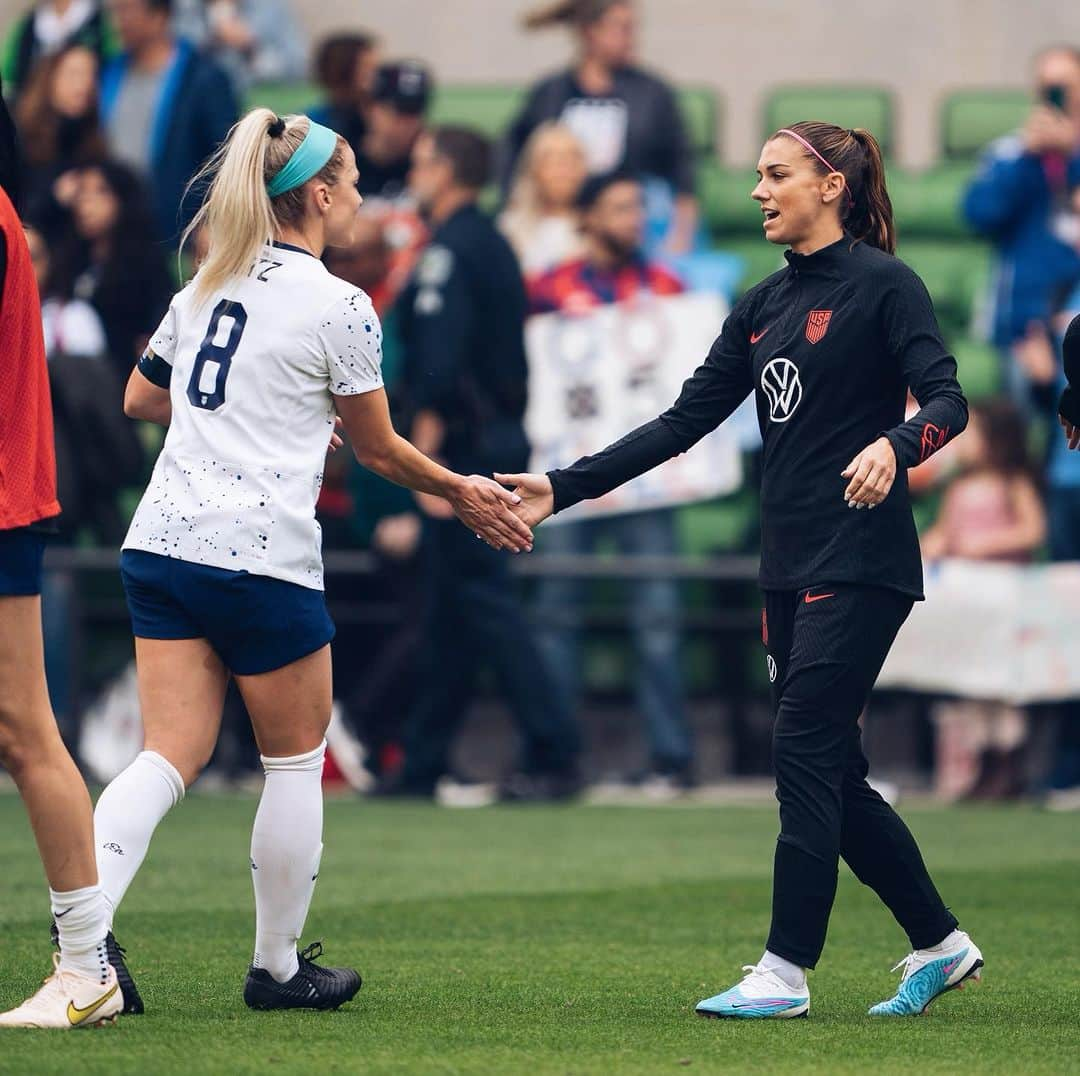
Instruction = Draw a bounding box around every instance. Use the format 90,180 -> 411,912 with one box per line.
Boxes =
761,357 -> 803,422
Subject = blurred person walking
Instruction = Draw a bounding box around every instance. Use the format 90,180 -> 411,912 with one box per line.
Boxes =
100,0 -> 237,243
921,400 -> 1045,801
527,170 -> 693,791
0,79 -> 122,1030
386,125 -> 582,801
89,107 -> 528,1012
1,0 -> 116,97
499,122 -> 984,1019
499,121 -> 588,279
504,0 -> 697,254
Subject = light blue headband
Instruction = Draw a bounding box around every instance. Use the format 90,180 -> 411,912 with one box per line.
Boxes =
266,120 -> 338,198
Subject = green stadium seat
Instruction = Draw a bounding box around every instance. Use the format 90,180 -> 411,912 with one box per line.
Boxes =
887,163 -> 976,240
677,86 -> 720,158
896,240 -> 992,336
428,84 -> 527,140
716,236 -> 785,295
940,89 -> 1030,161
244,81 -> 319,117
951,336 -> 1002,400
763,85 -> 895,157
696,161 -> 761,237
677,488 -> 759,557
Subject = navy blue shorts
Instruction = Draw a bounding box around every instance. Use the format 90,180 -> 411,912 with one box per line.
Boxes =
120,550 -> 335,676
0,528 -> 47,596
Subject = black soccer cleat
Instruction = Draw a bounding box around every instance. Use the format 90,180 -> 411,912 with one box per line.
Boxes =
106,932 -> 145,1015
49,920 -> 145,1015
243,941 -> 362,1011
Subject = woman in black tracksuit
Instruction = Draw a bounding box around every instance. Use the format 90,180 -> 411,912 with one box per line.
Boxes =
497,121 -> 985,1019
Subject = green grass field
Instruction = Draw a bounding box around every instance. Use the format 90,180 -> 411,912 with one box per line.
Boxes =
0,794 -> 1077,1075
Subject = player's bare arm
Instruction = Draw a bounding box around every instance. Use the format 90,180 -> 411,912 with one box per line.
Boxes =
334,389 -> 534,553
124,361 -> 172,426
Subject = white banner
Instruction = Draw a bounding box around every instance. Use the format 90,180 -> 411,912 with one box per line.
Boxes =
878,560 -> 1080,703
525,292 -> 742,522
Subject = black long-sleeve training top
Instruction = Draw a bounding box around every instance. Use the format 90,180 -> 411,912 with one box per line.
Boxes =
1058,313 -> 1080,425
548,236 -> 969,599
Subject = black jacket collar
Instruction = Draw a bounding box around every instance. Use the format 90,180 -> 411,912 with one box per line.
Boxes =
784,235 -> 854,276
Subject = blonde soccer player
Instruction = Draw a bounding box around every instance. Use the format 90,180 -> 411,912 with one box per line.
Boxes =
87,108 -> 532,1012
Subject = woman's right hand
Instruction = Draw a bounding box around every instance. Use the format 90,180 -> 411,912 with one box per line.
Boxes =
494,472 -> 555,529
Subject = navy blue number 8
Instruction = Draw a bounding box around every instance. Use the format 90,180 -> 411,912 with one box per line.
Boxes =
186,300 -> 248,411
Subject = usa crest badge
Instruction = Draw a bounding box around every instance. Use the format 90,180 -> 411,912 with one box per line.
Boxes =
805,309 -> 832,344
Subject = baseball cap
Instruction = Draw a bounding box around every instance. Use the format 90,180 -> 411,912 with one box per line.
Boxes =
371,61 -> 432,116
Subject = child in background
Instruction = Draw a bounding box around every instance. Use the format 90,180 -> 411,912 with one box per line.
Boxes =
921,399 -> 1046,800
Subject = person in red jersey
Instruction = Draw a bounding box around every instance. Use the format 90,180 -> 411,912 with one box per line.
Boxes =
0,78 -> 124,1029
529,169 -> 681,314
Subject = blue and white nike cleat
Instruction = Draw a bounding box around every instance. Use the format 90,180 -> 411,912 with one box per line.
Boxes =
696,964 -> 809,1019
868,931 -> 983,1016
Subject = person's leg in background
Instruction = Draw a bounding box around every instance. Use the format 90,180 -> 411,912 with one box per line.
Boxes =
931,699 -> 990,801
40,566 -> 75,744
532,518 -> 591,734
454,523 -> 581,794
617,509 -> 693,782
396,518 -> 481,795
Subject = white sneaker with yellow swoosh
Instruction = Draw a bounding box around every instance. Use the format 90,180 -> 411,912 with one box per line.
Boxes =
0,953 -> 122,1028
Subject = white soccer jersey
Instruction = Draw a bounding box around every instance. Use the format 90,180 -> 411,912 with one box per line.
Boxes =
123,242 -> 383,589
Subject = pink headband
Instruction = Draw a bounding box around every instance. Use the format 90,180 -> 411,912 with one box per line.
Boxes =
777,128 -> 855,206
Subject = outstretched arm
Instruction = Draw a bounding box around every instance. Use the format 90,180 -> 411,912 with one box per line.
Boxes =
335,388 -> 533,553
511,299 -> 756,520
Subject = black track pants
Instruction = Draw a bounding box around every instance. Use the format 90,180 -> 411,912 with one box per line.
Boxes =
762,584 -> 958,969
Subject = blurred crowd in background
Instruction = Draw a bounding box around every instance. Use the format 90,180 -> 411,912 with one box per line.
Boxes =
5,0 -> 1080,807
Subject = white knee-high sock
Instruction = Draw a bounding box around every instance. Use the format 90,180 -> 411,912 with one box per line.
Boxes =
52,885 -> 109,983
94,751 -> 185,927
251,741 -> 326,983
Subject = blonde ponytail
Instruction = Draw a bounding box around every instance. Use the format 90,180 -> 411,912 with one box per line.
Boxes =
181,108 -> 346,304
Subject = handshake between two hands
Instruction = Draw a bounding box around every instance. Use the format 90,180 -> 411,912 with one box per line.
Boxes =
447,471 -> 555,554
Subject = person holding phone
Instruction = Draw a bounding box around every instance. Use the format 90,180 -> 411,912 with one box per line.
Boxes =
963,46 -> 1080,410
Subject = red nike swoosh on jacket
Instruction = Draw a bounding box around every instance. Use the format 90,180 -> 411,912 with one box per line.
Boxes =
804,591 -> 835,604
750,327 -> 770,344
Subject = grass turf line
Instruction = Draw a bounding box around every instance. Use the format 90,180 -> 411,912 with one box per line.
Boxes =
0,795 -> 1077,1075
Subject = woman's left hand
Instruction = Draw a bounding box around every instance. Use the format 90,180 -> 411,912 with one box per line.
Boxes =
842,436 -> 897,509
327,415 -> 344,454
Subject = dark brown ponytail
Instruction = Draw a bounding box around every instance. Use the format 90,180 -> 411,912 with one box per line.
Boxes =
523,0 -> 624,30
771,121 -> 896,254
